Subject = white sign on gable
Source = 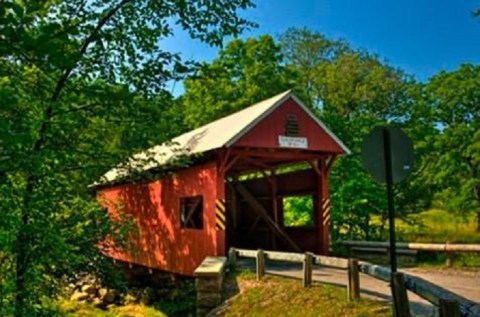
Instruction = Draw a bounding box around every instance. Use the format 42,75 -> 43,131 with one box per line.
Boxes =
278,135 -> 308,149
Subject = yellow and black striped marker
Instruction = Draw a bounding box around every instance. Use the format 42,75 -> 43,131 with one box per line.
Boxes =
322,198 -> 331,226
215,199 -> 226,230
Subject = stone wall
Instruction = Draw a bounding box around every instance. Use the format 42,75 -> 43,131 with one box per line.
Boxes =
194,256 -> 227,316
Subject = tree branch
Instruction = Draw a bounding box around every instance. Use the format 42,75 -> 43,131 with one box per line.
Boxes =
51,0 -> 134,103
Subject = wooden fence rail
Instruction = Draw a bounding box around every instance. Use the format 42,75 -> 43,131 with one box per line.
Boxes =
228,247 -> 480,317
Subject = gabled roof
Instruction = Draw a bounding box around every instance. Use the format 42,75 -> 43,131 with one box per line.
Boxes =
96,90 -> 349,185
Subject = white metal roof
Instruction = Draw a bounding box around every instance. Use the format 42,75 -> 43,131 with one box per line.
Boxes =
96,90 -> 349,185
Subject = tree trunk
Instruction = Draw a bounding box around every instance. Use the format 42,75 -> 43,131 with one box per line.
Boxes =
477,211 -> 480,233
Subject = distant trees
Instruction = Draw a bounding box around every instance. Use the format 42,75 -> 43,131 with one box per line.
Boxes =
425,65 -> 480,231
181,29 -> 438,240
182,35 -> 293,128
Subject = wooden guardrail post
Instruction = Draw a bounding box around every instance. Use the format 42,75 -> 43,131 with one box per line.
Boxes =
347,259 -> 360,301
445,241 -> 453,267
439,299 -> 460,317
228,247 -> 237,272
256,249 -> 265,280
302,252 -> 313,287
392,272 -> 411,317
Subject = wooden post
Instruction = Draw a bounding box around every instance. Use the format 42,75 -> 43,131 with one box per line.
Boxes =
392,272 -> 411,317
445,252 -> 453,267
347,259 -> 360,301
439,299 -> 460,317
303,252 -> 313,287
256,249 -> 265,280
445,241 -> 453,267
228,248 -> 237,272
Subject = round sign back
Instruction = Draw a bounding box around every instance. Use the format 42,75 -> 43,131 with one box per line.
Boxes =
361,126 -> 414,183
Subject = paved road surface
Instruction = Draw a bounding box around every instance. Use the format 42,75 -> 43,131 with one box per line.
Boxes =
239,259 -> 480,316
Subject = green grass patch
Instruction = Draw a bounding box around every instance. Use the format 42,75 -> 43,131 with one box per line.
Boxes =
396,209 -> 480,244
369,209 -> 480,268
222,273 -> 390,317
48,300 -> 167,317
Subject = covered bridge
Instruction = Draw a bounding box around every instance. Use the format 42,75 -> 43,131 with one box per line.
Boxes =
95,91 -> 349,276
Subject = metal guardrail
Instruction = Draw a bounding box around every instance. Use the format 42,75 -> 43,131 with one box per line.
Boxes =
228,247 -> 480,317
337,240 -> 480,267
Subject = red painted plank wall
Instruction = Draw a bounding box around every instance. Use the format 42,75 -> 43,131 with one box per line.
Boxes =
235,97 -> 344,153
98,162 -> 220,276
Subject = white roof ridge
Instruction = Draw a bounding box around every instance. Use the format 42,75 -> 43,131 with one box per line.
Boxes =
95,90 -> 292,185
95,90 -> 350,186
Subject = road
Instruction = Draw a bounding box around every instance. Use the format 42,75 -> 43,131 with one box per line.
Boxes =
238,259 -> 480,316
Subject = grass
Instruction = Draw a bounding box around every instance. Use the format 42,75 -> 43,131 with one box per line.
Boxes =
396,209 -> 480,244
370,209 -> 480,268
219,271 -> 391,317
49,300 -> 167,317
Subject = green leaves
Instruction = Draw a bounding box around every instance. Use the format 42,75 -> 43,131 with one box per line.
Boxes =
425,65 -> 480,222
182,35 -> 293,128
0,0 -> 255,314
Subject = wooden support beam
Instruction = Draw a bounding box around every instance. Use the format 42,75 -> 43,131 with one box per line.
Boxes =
308,160 -> 321,176
326,154 -> 337,171
271,169 -> 278,250
318,158 -> 331,254
231,180 -> 301,252
230,148 -> 329,161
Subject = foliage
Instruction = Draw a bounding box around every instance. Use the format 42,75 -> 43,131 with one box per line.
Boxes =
279,27 -> 350,108
0,0 -> 254,315
424,64 -> 480,230
182,35 -> 296,128
46,300 -> 167,317
283,196 -> 315,227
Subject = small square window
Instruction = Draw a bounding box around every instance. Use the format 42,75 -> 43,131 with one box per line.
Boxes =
180,196 -> 203,229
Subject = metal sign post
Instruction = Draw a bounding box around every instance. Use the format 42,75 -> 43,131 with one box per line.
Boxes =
361,126 -> 414,317
383,128 -> 397,274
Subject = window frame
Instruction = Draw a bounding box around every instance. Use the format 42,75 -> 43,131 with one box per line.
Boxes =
180,195 -> 204,230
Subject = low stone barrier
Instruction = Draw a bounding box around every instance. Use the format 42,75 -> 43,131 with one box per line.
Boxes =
194,256 -> 227,317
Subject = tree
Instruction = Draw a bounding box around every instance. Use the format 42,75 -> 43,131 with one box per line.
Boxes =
182,35 -> 295,128
0,0 -> 254,315
425,64 -> 480,231
279,27 -> 350,108
279,28 -> 433,239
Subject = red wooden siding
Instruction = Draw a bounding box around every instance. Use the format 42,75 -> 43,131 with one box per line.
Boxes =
98,162 -> 220,276
235,97 -> 344,153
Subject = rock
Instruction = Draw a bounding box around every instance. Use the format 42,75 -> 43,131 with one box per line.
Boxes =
103,289 -> 117,304
92,297 -> 103,308
81,284 -> 96,295
139,287 -> 155,305
70,291 -> 89,302
98,288 -> 108,298
124,293 -> 137,304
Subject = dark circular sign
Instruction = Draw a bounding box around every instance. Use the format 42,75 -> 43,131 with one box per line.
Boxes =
361,126 -> 414,183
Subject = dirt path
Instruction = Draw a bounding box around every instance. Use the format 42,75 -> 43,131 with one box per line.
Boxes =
238,259 -> 480,317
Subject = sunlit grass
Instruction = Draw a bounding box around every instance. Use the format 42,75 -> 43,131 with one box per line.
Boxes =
396,209 -> 480,243
51,299 -> 167,317
222,273 -> 391,317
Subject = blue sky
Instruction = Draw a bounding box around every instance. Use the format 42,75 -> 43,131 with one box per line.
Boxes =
162,0 -> 480,91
